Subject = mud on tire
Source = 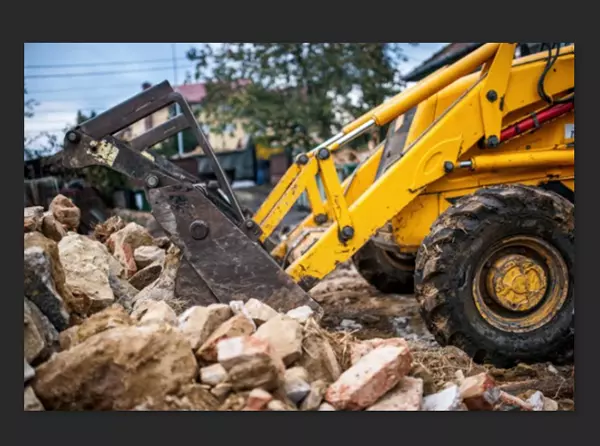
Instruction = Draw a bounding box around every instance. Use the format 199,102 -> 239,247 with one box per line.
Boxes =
352,240 -> 415,295
414,184 -> 574,367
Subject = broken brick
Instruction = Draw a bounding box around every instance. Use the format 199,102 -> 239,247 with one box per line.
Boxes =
325,345 -> 413,410
254,314 -> 303,366
367,377 -> 423,411
197,314 -> 255,362
178,304 -> 232,350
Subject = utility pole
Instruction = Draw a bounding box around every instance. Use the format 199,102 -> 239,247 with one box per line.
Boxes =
172,43 -> 184,156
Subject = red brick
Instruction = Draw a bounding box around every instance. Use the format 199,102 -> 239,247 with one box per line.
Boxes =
325,345 -> 413,410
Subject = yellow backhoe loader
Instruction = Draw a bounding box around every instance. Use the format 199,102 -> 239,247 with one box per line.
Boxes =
61,42 -> 574,367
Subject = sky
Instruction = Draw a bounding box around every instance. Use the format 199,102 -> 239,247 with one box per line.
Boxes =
24,42 -> 447,148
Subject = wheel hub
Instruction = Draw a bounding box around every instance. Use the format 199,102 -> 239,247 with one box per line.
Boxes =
472,235 -> 569,333
485,254 -> 548,312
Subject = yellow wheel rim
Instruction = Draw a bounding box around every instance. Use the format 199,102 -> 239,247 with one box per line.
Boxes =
473,235 -> 569,333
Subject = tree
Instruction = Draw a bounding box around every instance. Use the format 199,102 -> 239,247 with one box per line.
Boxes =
24,87 -> 61,160
186,43 -> 416,150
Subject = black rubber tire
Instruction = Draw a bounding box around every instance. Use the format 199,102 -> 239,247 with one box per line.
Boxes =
352,240 -> 415,295
414,184 -> 574,367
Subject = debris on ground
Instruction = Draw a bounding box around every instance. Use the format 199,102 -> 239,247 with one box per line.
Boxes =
22,200 -> 575,411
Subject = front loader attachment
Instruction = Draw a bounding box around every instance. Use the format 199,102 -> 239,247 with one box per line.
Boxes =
61,80 -> 320,314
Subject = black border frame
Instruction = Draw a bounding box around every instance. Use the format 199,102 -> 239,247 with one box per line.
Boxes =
16,3 -> 592,445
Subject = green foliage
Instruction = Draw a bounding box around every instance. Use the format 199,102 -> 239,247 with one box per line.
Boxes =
186,43 -> 414,150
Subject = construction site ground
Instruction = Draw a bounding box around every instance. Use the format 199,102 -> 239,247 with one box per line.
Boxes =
108,183 -> 574,410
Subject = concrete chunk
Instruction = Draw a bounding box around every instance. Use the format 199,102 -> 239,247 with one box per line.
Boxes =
197,314 -> 255,362
300,380 -> 328,411
422,384 -> 463,411
25,359 -> 35,383
242,298 -> 279,325
217,335 -> 285,391
178,304 -> 232,350
325,345 -> 413,410
283,367 -> 311,404
367,377 -> 423,411
285,305 -> 314,323
200,363 -> 228,386
254,315 -> 303,366
131,300 -> 177,326
243,388 -> 273,411
24,386 -> 45,411
298,332 -> 341,384
133,245 -> 166,269
24,206 -> 44,233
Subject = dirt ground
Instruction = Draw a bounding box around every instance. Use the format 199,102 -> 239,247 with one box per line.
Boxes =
310,261 -> 575,410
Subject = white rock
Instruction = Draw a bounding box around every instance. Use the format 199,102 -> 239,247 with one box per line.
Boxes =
422,385 -> 463,411
286,305 -> 314,323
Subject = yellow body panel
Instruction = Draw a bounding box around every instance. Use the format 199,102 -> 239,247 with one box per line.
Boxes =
256,43 -> 575,288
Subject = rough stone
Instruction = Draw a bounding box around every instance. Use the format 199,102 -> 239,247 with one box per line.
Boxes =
367,377 -> 423,411
211,382 -> 232,401
325,345 -> 413,410
132,245 -> 184,311
217,335 -> 285,391
49,194 -> 80,231
93,216 -> 126,244
24,299 -> 59,364
41,212 -> 67,242
107,222 -> 154,278
459,372 -> 498,410
108,274 -> 139,313
283,367 -> 311,404
58,304 -> 132,350
134,384 -> 220,411
298,332 -> 341,384
241,298 -> 279,325
58,233 -> 115,315
197,314 -> 255,362
300,380 -> 328,411
286,305 -> 314,324
543,396 -> 559,411
32,323 -> 198,410
24,206 -> 44,233
526,391 -> 547,411
422,384 -> 463,411
318,402 -> 336,411
153,236 -> 171,250
178,304 -> 233,350
267,399 -> 294,411
24,386 -> 45,411
134,245 -> 165,270
200,363 -> 228,386
254,314 -> 303,366
24,232 -> 71,331
129,262 -> 163,290
25,359 -> 35,383
350,337 -> 410,365
244,388 -> 273,411
131,300 -> 177,326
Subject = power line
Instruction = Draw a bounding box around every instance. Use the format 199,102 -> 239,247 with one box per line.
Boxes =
24,65 -> 187,79
26,84 -> 148,95
25,57 -> 191,69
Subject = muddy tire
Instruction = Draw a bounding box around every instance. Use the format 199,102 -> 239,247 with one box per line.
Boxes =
352,240 -> 415,295
414,184 -> 574,367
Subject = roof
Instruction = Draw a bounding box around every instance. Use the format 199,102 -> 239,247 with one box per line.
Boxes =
174,83 -> 207,104
403,43 -> 482,82
172,79 -> 252,104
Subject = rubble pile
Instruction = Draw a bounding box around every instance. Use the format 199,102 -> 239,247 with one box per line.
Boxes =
23,197 -> 570,411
